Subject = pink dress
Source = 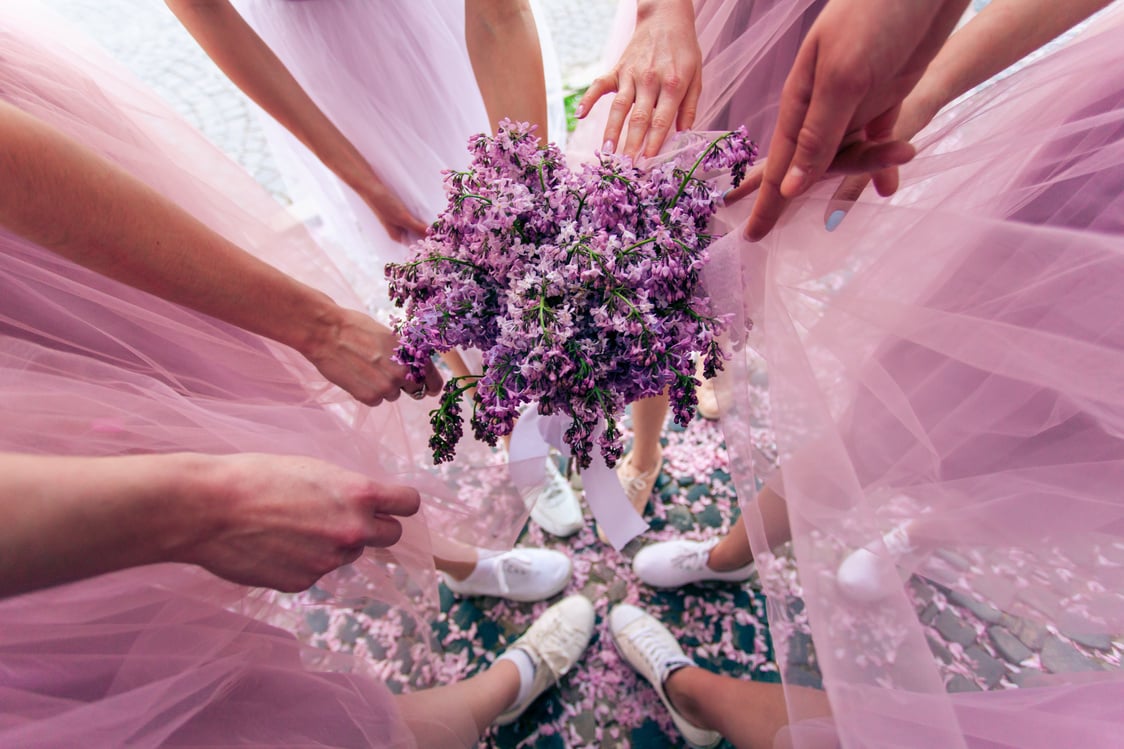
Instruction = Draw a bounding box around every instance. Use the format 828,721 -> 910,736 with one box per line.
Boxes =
697,4 -> 1124,747
229,0 -> 564,317
0,5 -> 526,746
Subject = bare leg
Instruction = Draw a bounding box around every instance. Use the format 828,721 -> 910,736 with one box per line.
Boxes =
394,661 -> 521,747
465,0 -> 549,138
629,393 -> 669,476
434,549 -> 479,581
440,349 -> 472,380
708,484 -> 792,571
664,667 -> 831,749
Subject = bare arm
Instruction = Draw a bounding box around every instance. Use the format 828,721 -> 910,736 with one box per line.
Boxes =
165,0 -> 426,240
466,0 -> 550,137
913,0 -> 1114,114
0,101 -> 440,403
0,452 -> 420,598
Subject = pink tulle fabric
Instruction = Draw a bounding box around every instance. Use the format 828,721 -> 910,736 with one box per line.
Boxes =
0,5 -> 530,746
698,4 -> 1124,748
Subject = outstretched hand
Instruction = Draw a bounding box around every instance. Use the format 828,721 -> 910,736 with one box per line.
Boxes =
302,308 -> 442,406
184,454 -> 421,592
744,0 -> 969,240
576,0 -> 701,159
353,176 -> 429,244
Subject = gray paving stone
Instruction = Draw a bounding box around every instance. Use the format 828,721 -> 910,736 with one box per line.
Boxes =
964,645 -> 1006,688
666,506 -> 695,532
1062,629 -> 1114,651
909,578 -> 936,607
948,589 -> 1002,624
946,675 -> 981,693
1040,637 -> 1104,674
935,609 -> 977,647
920,602 -> 940,625
1000,613 -> 1049,651
926,635 -> 953,664
988,626 -> 1033,664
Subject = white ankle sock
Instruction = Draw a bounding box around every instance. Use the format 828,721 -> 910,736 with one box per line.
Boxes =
497,647 -> 536,709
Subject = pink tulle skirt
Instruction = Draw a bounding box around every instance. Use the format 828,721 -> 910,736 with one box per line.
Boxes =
0,5 -> 528,745
701,4 -> 1124,747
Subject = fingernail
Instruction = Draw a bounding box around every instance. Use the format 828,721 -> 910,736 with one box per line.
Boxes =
780,165 -> 806,196
603,140 -> 615,153
721,188 -> 732,205
575,103 -> 586,118
825,209 -> 846,232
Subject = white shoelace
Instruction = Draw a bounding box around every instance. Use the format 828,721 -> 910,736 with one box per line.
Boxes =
490,553 -> 533,596
672,540 -> 719,572
627,623 -> 692,684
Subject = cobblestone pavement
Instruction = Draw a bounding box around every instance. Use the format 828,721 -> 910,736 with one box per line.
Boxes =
34,2 -> 1123,747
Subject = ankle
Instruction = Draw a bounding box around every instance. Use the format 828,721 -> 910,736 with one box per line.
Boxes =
706,541 -> 751,573
628,450 -> 662,475
664,667 -> 711,730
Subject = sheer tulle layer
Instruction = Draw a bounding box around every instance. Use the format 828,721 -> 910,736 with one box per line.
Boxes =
228,0 -> 490,311
0,6 -> 529,745
705,7 -> 1124,747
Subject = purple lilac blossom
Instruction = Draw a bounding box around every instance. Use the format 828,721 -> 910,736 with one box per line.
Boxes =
387,121 -> 756,468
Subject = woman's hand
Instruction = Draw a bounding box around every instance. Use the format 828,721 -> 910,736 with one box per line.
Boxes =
350,174 -> 429,244
301,307 -> 442,406
577,0 -> 701,159
744,0 -> 969,240
182,454 -> 421,592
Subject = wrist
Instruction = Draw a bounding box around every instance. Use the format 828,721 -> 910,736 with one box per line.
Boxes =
159,453 -> 239,566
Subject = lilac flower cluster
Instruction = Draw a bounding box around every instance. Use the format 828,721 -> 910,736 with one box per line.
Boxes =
386,121 -> 755,468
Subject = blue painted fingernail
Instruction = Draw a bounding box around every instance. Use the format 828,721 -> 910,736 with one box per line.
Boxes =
825,209 -> 846,232
721,188 -> 732,204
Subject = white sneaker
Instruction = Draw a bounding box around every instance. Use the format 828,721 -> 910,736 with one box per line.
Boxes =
633,538 -> 755,589
609,605 -> 721,748
442,548 -> 572,602
526,457 -> 583,538
495,595 -> 596,725
836,523 -> 915,602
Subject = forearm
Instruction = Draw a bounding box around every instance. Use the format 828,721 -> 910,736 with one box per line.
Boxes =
916,0 -> 1113,112
165,0 -> 376,191
0,453 -> 216,598
0,101 -> 338,353
466,0 -> 549,137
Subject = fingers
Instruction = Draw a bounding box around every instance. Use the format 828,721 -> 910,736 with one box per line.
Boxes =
777,74 -> 860,200
676,69 -> 702,132
622,76 -> 660,159
362,481 -> 422,518
576,72 -> 616,121
724,160 -> 766,205
402,212 -> 428,238
602,74 -> 635,153
639,70 -> 688,158
828,139 -> 914,175
366,516 -> 404,548
824,173 -> 871,231
422,360 -> 443,397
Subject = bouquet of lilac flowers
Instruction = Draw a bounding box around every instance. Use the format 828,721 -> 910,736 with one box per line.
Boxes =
386,121 -> 755,470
